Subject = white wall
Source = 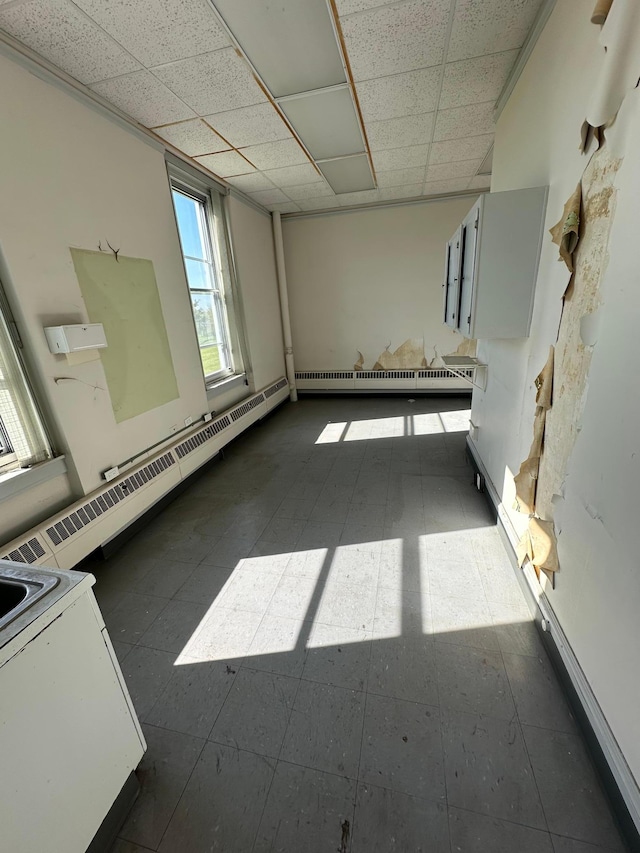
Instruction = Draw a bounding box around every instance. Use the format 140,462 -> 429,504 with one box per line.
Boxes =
282,198 -> 475,371
0,53 -> 284,547
470,0 -> 640,786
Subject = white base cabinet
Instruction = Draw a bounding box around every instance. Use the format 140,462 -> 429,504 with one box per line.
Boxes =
444,186 -> 548,339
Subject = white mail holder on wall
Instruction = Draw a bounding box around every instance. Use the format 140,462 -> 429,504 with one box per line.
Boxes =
44,324 -> 108,354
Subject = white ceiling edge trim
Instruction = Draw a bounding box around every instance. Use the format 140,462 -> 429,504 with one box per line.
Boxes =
494,0 -> 558,121
0,31 -> 271,217
282,188 -> 488,221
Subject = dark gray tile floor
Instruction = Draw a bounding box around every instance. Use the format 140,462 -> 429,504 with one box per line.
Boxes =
87,396 -> 626,853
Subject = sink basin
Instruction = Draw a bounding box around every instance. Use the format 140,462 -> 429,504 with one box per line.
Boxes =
0,566 -> 59,631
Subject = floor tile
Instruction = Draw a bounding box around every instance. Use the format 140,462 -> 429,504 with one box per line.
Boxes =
280,680 -> 365,778
131,559 -> 198,599
436,643 -> 516,720
442,708 -> 545,829
139,600 -> 209,654
266,574 -> 320,622
352,783 -> 449,853
110,840 -> 155,852
120,646 -> 177,719
360,693 -> 444,801
144,657 -> 237,738
254,762 -> 356,853
214,567 -> 281,614
448,806 -> 554,852
158,742 -> 275,852
180,606 -> 263,663
503,652 -> 575,732
119,724 -> 204,849
550,835 -> 624,852
105,593 -> 168,644
430,594 -> 500,650
317,579 -> 378,632
369,634 -> 438,705
245,614 -> 309,677
522,725 -> 625,849
209,667 -> 298,758
200,536 -> 254,569
303,623 -> 372,691
489,600 -> 543,656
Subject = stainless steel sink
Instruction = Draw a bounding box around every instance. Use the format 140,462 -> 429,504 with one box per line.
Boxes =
0,565 -> 60,631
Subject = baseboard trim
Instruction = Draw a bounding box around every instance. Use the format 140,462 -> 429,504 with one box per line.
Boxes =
466,436 -> 640,851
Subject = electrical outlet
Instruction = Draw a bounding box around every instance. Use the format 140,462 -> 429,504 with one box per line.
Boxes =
203,412 -> 213,423
103,466 -> 119,481
184,416 -> 193,427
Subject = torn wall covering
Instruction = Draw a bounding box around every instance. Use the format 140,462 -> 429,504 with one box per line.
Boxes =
355,337 -> 477,371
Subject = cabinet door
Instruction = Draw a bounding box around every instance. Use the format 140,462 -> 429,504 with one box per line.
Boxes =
443,226 -> 462,329
458,202 -> 480,337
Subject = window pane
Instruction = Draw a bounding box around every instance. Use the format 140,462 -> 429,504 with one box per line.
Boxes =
173,190 -> 207,260
190,292 -> 228,374
185,257 -> 215,291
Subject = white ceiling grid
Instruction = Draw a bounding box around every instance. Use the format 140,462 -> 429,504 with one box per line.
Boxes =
0,0 -> 545,212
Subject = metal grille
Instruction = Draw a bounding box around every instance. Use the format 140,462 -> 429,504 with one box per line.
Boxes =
174,415 -> 232,459
264,377 -> 288,397
229,394 -> 265,422
1,537 -> 46,564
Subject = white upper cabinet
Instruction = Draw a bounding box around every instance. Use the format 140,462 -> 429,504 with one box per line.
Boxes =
443,186 -> 548,339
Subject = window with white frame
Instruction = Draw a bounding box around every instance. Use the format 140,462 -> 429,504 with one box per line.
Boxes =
0,283 -> 52,472
170,178 -> 241,385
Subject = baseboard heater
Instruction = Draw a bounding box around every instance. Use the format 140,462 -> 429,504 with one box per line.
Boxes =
466,435 -> 640,847
0,377 -> 289,571
295,368 -> 474,392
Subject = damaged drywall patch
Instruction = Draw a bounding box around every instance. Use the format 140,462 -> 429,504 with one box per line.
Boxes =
371,339 -> 429,370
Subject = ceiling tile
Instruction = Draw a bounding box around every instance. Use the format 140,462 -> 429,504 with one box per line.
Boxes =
204,103 -> 291,148
0,0 -> 141,84
297,196 -> 342,211
153,48 -> 265,116
341,0 -> 450,81
366,112 -> 434,151
284,182 -> 335,200
280,87 -> 364,160
261,163 -> 321,187
426,159 -> 482,181
429,134 -> 493,165
248,188 -> 291,205
433,101 -> 496,141
423,177 -> 471,195
240,140 -> 310,171
153,119 -> 229,156
439,50 -> 519,110
91,71 -> 194,126
447,0 -> 543,63
337,189 -> 381,206
468,175 -> 492,190
225,172 -> 276,193
269,201 -> 301,213
356,66 -> 441,122
335,0 -> 390,12
195,150 -> 254,178
378,183 -> 424,200
74,0 -> 230,67
320,154 -> 375,194
372,144 -> 429,172
377,166 -> 426,187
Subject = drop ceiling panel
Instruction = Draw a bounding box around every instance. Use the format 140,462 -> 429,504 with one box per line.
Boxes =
448,0 -> 544,63
423,177 -> 471,196
73,0 -> 230,67
439,50 -> 519,110
468,175 -> 491,190
285,182 -> 335,200
372,144 -> 429,172
378,183 -> 423,201
153,48 -> 265,115
337,188 -> 380,206
204,103 -> 291,148
279,87 -> 364,160
0,0 -> 141,84
357,67 -> 441,122
426,158 -> 482,181
91,71 -> 195,127
195,150 -> 254,178
377,166 -> 426,187
335,0 -> 391,13
320,155 -> 375,194
225,173 -> 277,193
367,113 -> 434,151
269,201 -> 301,213
341,0 -> 450,81
212,0 -> 346,97
433,101 -> 496,141
298,196 -> 342,211
153,119 -> 230,157
261,163 -> 321,187
239,140 -> 310,172
248,188 -> 291,206
429,134 -> 493,165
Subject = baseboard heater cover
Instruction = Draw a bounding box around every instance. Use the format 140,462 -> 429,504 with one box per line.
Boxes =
466,435 -> 640,847
0,377 -> 289,571
295,368 -> 474,391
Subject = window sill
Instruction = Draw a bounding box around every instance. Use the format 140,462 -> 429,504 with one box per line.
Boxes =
206,372 -> 248,402
0,456 -> 67,505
